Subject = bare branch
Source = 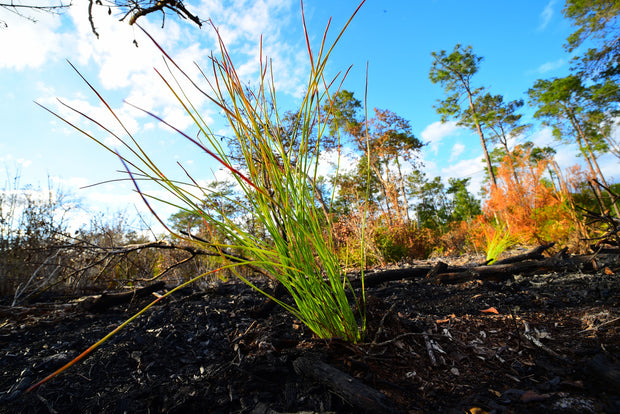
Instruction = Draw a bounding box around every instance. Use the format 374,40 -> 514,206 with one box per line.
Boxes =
0,0 -> 72,24
126,0 -> 202,27
2,1 -> 203,36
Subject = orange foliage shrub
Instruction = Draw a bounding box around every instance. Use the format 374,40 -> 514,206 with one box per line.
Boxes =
482,150 -> 576,246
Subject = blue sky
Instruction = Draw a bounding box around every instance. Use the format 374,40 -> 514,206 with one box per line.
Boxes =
0,0 -> 617,233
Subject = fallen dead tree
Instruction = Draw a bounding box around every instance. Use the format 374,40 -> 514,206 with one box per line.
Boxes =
349,243 -> 619,286
433,245 -> 620,284
75,281 -> 167,313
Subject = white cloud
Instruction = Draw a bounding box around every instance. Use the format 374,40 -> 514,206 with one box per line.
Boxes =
67,2 -> 179,88
421,159 -> 438,178
19,158 -> 32,168
103,136 -> 124,148
30,0 -> 304,152
2,0 -> 341,229
316,148 -> 356,178
191,0 -> 306,97
535,58 -> 565,74
212,166 -> 237,183
86,188 -> 142,206
0,172 -> 84,225
449,142 -> 465,162
16,0 -> 306,152
441,156 -> 483,178
599,154 -> 620,183
194,0 -> 293,48
529,126 -> 554,147
420,121 -> 461,155
528,126 -> 585,178
538,0 -> 555,31
0,8 -> 63,70
0,154 -> 32,168
441,155 -> 486,194
529,127 -> 577,170
62,2 -> 213,120
553,143 -> 580,170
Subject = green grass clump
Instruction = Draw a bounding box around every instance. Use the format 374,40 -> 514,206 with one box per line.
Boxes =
131,1 -> 367,342
28,0 -> 367,392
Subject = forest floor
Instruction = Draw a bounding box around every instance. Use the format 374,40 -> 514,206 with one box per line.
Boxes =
1,249 -> 619,413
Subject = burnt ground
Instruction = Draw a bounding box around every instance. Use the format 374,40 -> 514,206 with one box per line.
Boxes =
1,252 -> 619,413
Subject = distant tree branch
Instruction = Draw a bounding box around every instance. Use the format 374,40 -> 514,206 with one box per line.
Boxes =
1,0 -> 204,36
0,1 -> 71,11
0,1 -> 72,24
65,236 -> 272,285
123,0 -> 201,27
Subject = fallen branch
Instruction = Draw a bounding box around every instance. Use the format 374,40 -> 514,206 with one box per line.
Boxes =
434,260 -> 547,284
349,244 -> 558,288
350,266 -> 431,289
433,245 -> 605,284
47,233 -> 271,293
76,281 -> 166,313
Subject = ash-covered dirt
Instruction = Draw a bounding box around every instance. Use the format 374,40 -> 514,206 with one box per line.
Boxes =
1,252 -> 619,413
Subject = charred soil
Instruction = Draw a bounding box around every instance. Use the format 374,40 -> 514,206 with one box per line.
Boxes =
1,251 -> 619,413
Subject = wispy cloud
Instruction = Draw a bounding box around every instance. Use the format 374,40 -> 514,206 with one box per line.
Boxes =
449,142 -> 465,162
441,155 -> 486,194
529,126 -> 580,172
191,0 -> 304,96
0,10 -> 64,70
49,175 -> 90,189
441,156 -> 483,178
316,149 -> 357,178
538,0 -> 555,31
0,154 -> 32,168
598,153 -> 620,182
535,58 -> 565,74
63,3 -> 215,118
420,121 -> 461,155
529,126 -> 555,147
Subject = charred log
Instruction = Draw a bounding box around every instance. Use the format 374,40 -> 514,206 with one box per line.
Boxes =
77,281 -> 166,313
